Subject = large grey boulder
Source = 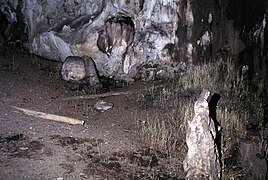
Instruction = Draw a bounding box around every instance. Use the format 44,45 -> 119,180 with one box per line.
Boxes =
61,56 -> 103,92
183,89 -> 221,180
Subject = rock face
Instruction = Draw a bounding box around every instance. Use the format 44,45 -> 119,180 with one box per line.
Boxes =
22,0 -> 182,81
0,0 -> 267,82
183,89 -> 221,180
61,56 -> 102,92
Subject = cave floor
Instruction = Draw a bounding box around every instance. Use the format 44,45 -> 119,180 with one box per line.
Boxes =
0,51 -> 185,179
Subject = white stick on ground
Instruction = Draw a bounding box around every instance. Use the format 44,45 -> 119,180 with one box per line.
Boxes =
13,106 -> 85,125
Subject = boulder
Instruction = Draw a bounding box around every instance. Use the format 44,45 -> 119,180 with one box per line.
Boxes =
61,56 -> 102,92
183,89 -> 221,180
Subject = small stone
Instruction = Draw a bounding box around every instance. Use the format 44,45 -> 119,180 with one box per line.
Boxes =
94,100 -> 113,111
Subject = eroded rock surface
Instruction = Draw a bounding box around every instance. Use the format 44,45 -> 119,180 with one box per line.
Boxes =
61,56 -> 103,92
0,0 -> 267,82
183,89 -> 221,180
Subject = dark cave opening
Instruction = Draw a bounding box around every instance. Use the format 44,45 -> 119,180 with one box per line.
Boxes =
97,15 -> 135,56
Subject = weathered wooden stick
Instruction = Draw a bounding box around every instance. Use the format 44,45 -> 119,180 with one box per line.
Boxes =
13,106 -> 84,125
60,90 -> 139,101
59,83 -> 171,101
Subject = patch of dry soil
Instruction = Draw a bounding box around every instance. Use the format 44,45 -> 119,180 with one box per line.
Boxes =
0,52 -> 185,179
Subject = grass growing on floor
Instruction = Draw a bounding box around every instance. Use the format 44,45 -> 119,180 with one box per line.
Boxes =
137,56 -> 266,179
135,98 -> 192,176
178,57 -> 247,95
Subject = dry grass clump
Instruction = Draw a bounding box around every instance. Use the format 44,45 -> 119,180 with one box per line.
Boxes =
135,98 -> 193,175
136,86 -> 194,175
216,107 -> 248,177
178,58 -> 246,96
137,99 -> 193,152
137,56 -> 266,179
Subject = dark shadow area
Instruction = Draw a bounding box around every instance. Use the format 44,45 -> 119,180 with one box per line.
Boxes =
208,93 -> 222,173
0,134 -> 24,142
209,93 -> 221,128
262,89 -> 268,128
97,15 -> 135,57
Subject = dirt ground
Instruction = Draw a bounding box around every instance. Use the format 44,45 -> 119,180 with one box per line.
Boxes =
0,51 -> 185,180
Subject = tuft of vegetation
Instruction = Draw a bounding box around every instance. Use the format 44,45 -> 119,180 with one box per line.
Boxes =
137,56 -> 267,179
178,58 -> 247,95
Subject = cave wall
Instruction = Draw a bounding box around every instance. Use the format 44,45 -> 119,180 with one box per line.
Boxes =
0,0 -> 267,82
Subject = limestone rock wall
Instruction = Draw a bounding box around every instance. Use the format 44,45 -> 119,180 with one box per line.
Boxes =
21,0 -> 182,81
0,0 -> 267,81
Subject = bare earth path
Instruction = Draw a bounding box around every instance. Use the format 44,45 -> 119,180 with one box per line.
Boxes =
0,53 -> 173,180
